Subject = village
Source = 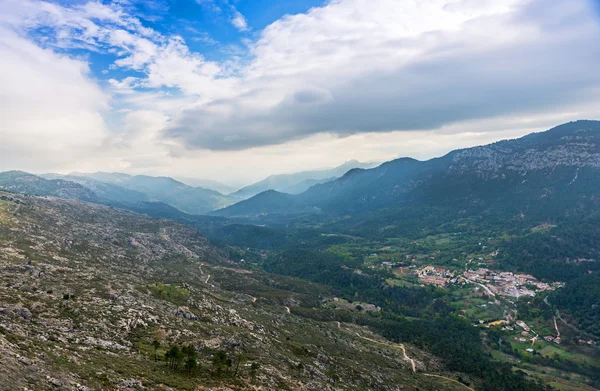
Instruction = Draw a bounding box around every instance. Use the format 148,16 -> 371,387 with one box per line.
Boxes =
411,265 -> 598,351
414,265 -> 562,299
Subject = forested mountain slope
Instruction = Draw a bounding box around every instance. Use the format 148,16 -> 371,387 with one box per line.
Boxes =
214,120 -> 600,221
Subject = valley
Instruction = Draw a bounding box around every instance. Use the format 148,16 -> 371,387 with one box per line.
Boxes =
2,0 -> 599,388
0,192 -> 483,391
1,120 -> 599,390
230,225 -> 600,391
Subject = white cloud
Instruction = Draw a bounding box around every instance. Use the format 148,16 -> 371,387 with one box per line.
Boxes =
165,0 -> 600,150
0,0 -> 599,184
195,0 -> 249,31
0,26 -> 110,172
231,9 -> 248,32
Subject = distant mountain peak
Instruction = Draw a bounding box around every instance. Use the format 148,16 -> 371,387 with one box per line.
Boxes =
230,160 -> 380,199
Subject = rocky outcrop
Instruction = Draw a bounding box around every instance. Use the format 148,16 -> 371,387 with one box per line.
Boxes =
450,122 -> 600,176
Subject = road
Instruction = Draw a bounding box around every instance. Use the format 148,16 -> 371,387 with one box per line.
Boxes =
463,260 -> 499,304
468,279 -> 500,304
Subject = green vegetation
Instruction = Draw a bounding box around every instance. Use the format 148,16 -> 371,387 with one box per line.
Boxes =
147,282 -> 190,305
549,274 -> 600,338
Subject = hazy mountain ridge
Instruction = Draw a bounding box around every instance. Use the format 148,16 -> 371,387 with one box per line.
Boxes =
231,160 -> 380,198
174,177 -> 238,194
211,190 -> 311,218
0,171 -> 99,202
213,120 -> 600,219
41,173 -> 150,203
280,176 -> 337,194
70,172 -> 236,215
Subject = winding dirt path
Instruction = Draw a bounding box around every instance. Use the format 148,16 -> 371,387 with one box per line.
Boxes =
205,274 -> 211,284
399,344 -> 416,373
354,333 -> 416,373
284,306 -> 290,314
423,374 -> 476,391
553,316 -> 560,337
351,327 -> 481,389
349,327 -> 482,388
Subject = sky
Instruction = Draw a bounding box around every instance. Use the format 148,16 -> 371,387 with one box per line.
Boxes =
0,0 -> 599,186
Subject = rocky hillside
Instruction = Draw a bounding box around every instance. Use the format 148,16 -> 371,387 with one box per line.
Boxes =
448,121 -> 600,176
0,171 -> 98,202
0,192 -> 471,391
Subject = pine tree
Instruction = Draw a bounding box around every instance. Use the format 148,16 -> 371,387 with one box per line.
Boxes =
152,340 -> 160,362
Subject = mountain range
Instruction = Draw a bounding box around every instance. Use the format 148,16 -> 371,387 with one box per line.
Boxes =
67,172 -> 235,215
212,120 -> 600,227
173,177 -> 239,195
0,160 -> 380,217
2,121 -> 598,224
229,160 -> 380,198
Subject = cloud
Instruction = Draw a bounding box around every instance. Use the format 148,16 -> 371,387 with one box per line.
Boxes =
1,0 -> 599,184
163,0 -> 600,150
195,0 -> 222,13
0,26 -> 110,172
0,0 -> 199,173
230,9 -> 248,31
195,0 -> 249,32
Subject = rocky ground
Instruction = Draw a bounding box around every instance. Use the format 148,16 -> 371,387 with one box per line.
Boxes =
0,192 -> 473,391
